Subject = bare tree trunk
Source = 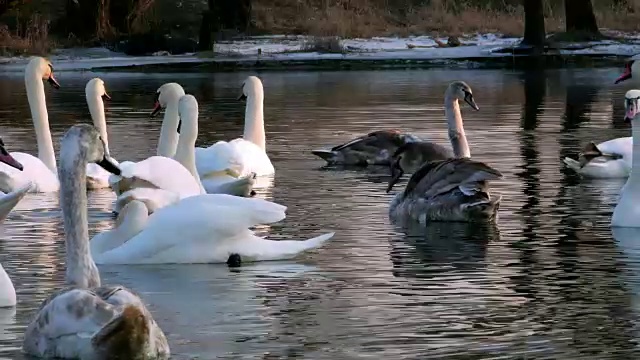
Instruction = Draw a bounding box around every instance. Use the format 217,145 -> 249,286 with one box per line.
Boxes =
564,0 -> 600,35
521,0 -> 545,49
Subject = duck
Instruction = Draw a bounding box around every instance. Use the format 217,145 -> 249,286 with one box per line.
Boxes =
193,76 -> 274,181
85,78 -> 118,189
21,124 -> 170,359
152,82 -> 256,196
562,138 -> 632,178
611,90 -> 640,227
0,57 -> 60,193
386,81 -> 503,223
90,95 -> 334,265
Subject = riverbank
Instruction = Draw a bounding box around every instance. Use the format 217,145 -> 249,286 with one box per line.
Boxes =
1,33 -> 639,73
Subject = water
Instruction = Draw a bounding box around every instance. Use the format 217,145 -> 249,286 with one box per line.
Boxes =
0,67 -> 638,359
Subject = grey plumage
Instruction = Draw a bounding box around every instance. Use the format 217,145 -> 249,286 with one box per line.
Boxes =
389,158 -> 503,223
311,129 -> 421,165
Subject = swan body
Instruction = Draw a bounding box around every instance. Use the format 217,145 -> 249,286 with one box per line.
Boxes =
94,96 -> 334,264
0,139 -> 32,222
387,81 -> 502,223
0,57 -> 61,193
22,124 -> 169,359
612,90 -> 640,227
0,263 -> 16,307
192,77 -> 274,180
563,137 -> 632,178
312,130 -> 422,166
85,78 -> 117,189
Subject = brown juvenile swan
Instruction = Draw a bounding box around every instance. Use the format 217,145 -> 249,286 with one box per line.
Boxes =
22,124 -> 170,359
387,81 -> 503,223
311,129 -> 422,166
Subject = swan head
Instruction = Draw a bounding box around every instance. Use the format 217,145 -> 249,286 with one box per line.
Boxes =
85,78 -> 111,101
177,94 -> 198,136
624,89 -> 640,122
616,59 -> 640,85
60,124 -> 121,175
237,76 -> 263,101
446,81 -> 479,111
151,82 -> 185,117
0,138 -> 23,171
25,57 -> 60,89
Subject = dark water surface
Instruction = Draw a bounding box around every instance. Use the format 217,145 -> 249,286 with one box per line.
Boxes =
0,67 -> 638,359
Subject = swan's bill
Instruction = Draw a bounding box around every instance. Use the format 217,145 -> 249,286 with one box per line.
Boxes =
0,140 -> 23,171
387,156 -> 404,193
151,91 -> 161,117
45,64 -> 60,89
97,156 -> 121,175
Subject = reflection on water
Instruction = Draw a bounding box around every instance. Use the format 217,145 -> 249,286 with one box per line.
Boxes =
0,67 -> 638,358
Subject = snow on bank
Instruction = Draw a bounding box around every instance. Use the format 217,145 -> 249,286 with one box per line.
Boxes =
1,33 -> 640,72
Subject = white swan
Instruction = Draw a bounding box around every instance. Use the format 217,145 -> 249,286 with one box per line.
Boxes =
22,124 -> 170,359
85,78 -> 117,189
563,137 -> 632,178
612,90 -> 640,227
91,95 -> 334,265
0,263 -> 15,308
194,76 -> 275,179
152,82 -> 256,196
0,57 -> 60,193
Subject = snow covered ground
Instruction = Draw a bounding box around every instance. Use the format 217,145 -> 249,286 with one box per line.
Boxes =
1,32 -> 639,72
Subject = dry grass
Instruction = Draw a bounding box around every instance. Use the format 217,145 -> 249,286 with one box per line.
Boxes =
0,14 -> 52,56
252,0 -> 640,38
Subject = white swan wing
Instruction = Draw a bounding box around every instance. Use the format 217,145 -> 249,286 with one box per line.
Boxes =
0,181 -> 32,222
597,136 -> 633,158
22,288 -> 120,358
195,141 -> 244,177
229,139 -> 275,176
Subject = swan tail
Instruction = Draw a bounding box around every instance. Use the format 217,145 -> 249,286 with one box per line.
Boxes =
311,149 -> 338,163
238,232 -> 336,262
563,157 -> 583,172
91,305 -> 150,358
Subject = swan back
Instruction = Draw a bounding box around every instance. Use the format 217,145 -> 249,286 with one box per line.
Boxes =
58,124 -> 120,288
0,263 -> 16,307
154,83 -> 185,157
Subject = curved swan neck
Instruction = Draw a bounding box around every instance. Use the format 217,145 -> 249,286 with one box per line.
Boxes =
25,72 -> 56,173
244,90 -> 266,151
58,137 -> 100,288
157,99 -> 180,158
87,93 -> 110,155
444,92 -> 471,158
174,100 -> 205,193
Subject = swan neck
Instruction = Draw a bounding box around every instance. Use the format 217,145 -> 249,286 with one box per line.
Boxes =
174,117 -> 205,193
157,100 -> 180,157
631,118 -> 640,183
87,94 -> 110,154
445,95 -> 470,158
58,142 -> 100,288
244,92 -> 266,151
25,74 -> 57,173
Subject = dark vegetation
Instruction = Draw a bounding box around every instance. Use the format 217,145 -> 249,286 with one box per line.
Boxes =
0,0 -> 638,56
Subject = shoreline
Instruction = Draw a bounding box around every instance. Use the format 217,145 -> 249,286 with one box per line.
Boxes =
0,33 -> 638,73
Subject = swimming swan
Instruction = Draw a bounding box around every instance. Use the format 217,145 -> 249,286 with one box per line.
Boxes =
312,130 -> 421,166
194,76 -> 275,180
22,124 -> 170,359
91,95 -> 335,265
612,90 -> 640,227
85,78 -> 118,189
386,81 -> 503,223
0,57 -> 60,193
152,82 -> 256,196
562,138 -> 632,178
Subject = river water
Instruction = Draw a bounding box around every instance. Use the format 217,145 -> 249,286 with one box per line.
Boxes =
0,67 -> 638,359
